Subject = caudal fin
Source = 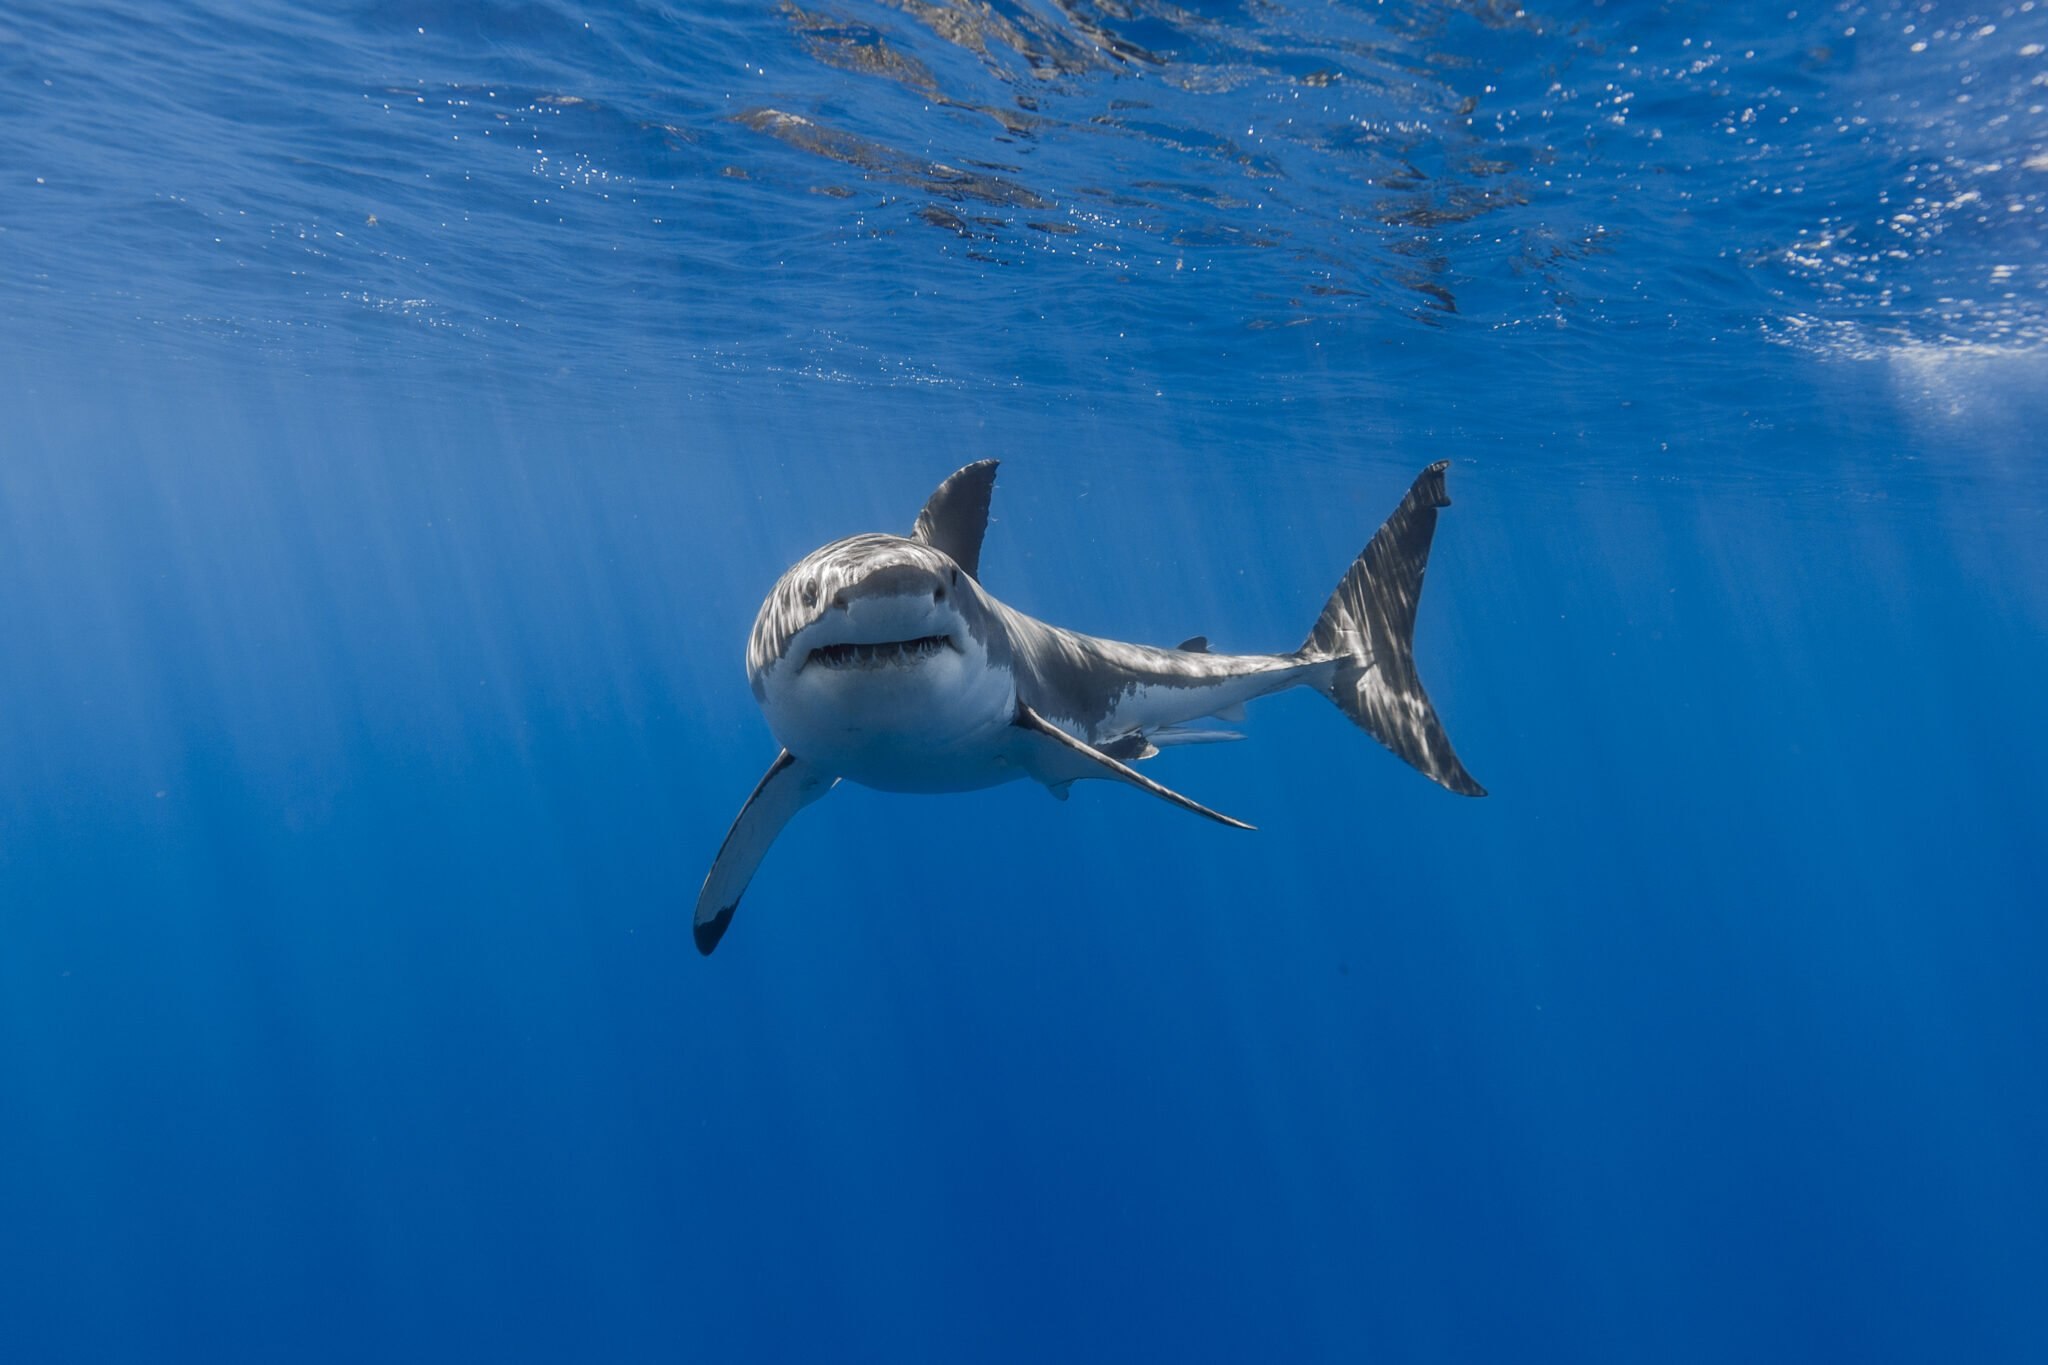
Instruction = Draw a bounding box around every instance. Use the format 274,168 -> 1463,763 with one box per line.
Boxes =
1301,462 -> 1486,797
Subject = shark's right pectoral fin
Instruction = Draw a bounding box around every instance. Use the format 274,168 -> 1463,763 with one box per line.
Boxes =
1013,704 -> 1254,831
694,750 -> 837,955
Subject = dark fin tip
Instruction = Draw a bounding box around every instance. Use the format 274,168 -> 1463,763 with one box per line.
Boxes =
1176,635 -> 1210,653
1417,460 -> 1452,507
695,902 -> 737,956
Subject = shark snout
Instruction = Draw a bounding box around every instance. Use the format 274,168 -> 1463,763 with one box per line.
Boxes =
797,568 -> 967,674
832,561 -> 952,609
822,595 -> 952,644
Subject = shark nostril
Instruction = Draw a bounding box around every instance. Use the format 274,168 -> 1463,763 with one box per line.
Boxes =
832,591 -> 848,610
932,585 -> 946,603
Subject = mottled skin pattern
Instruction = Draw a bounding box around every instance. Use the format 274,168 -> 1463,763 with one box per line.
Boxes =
994,608 -> 1315,743
694,459 -> 1483,954
744,530 -> 1308,749
746,533 -> 1009,701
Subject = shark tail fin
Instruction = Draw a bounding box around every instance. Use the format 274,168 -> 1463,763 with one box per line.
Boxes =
1300,461 -> 1485,797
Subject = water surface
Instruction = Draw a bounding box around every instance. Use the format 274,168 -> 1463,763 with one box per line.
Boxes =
3,2 -> 2046,1361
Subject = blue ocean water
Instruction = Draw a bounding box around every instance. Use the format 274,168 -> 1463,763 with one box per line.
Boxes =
4,1 -> 2047,1359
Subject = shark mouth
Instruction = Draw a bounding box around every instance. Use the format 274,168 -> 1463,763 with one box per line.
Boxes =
805,634 -> 957,671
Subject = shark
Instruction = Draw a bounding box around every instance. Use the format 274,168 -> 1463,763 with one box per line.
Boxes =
693,460 -> 1484,954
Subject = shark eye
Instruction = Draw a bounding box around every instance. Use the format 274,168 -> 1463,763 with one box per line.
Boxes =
800,578 -> 819,608
950,567 -> 960,587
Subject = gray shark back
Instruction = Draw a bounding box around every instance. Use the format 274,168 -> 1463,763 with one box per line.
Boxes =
1000,609 -> 1313,741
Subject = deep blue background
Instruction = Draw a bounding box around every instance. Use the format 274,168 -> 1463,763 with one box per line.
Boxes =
4,2 -> 2047,1361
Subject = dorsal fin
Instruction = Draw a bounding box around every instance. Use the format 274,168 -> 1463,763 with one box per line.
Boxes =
1176,635 -> 1210,653
912,460 -> 999,580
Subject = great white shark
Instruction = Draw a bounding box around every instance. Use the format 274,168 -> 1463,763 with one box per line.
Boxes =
693,461 -> 1484,954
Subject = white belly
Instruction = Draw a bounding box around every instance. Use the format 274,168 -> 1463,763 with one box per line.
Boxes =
758,638 -> 1021,793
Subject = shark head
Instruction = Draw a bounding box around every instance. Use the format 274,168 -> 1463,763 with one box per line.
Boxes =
747,532 -> 1018,785
746,533 -> 979,692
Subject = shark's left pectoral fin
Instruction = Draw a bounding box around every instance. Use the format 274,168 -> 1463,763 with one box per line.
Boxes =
694,750 -> 837,955
1013,704 -> 1254,831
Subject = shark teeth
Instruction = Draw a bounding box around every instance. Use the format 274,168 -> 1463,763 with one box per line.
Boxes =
806,634 -> 955,671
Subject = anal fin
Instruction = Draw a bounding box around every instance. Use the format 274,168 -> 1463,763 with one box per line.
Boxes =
1013,704 -> 1253,831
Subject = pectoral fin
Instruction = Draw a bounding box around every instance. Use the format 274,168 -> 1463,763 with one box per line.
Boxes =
694,750 -> 837,955
1013,704 -> 1253,831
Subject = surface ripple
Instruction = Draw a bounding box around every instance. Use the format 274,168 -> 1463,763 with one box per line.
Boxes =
2,0 -> 2044,398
